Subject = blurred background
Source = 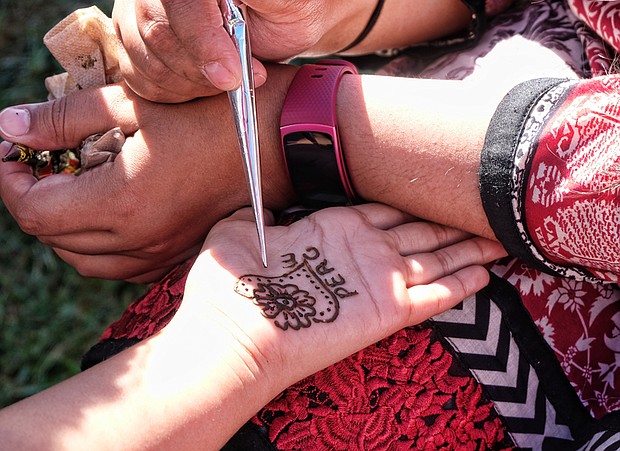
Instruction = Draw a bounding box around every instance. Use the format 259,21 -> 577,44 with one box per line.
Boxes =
0,0 -> 145,406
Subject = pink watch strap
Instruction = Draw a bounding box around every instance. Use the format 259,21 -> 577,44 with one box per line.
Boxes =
280,60 -> 359,207
280,60 -> 357,128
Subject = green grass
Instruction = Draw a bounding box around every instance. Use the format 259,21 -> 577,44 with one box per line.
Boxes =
0,0 -> 145,406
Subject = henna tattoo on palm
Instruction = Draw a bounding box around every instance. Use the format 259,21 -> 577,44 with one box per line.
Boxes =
235,247 -> 358,330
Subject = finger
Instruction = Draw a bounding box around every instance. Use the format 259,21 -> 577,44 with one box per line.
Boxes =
350,203 -> 417,229
115,0 -> 220,101
119,39 -> 266,101
0,149 -> 39,219
118,45 -> 216,102
0,144 -> 69,236
53,243 -> 200,282
405,237 -> 506,286
388,221 -> 472,255
0,84 -> 139,150
0,151 -> 131,237
135,0 -> 218,87
164,0 -> 243,91
38,230 -> 139,255
407,265 -> 490,323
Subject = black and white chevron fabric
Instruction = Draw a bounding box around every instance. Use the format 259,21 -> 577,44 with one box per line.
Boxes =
430,275 -> 604,450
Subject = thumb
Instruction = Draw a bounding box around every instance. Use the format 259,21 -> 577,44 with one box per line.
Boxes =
0,84 -> 139,150
164,0 -> 242,91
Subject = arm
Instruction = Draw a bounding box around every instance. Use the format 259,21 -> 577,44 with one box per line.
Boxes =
113,0 -> 473,101
339,74 -> 503,240
0,204 -> 506,449
0,65 -> 505,282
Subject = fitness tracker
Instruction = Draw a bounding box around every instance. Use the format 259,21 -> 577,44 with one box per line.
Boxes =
280,59 -> 359,209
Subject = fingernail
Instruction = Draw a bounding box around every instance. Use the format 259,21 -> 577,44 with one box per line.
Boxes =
0,107 -> 30,138
201,62 -> 239,91
254,71 -> 267,87
2,142 -> 19,161
0,140 -> 12,158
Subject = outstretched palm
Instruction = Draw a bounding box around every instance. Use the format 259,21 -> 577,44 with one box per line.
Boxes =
179,203 -> 505,392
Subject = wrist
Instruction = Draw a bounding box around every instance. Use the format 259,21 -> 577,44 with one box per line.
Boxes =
280,60 -> 359,208
335,73 -> 374,202
254,64 -> 300,210
160,269 -> 288,445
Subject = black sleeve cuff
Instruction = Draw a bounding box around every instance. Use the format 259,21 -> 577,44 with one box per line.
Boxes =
479,77 -> 571,272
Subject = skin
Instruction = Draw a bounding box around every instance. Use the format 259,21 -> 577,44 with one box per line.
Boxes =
0,0 -> 482,281
0,3 -> 510,447
112,0 -> 471,101
0,203 -> 506,450
0,65 -> 504,282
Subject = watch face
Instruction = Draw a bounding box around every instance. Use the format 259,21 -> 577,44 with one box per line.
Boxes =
283,131 -> 349,208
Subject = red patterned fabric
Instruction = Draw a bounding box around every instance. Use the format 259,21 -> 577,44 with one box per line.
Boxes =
505,75 -> 620,418
491,259 -> 620,418
524,77 -> 620,283
567,0 -> 620,75
567,0 -> 620,54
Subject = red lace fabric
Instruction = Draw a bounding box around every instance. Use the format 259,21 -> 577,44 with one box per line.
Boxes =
251,326 -> 512,450
100,257 -> 193,341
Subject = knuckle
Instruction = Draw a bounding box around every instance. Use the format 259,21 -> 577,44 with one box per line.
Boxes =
452,272 -> 472,298
50,97 -> 70,143
31,96 -> 70,146
428,222 -> 451,247
140,16 -> 172,50
145,61 -> 176,85
124,76 -> 169,102
12,204 -> 46,235
435,249 -> 457,273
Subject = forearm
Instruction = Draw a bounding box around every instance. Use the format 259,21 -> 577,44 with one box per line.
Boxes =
302,0 -> 472,57
338,0 -> 472,55
0,63 -> 504,283
0,314 -> 277,450
257,66 -> 504,239
336,75 -> 504,239
0,197 -> 504,448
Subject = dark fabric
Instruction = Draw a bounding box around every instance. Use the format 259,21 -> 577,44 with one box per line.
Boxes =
81,337 -> 140,371
222,422 -> 277,451
479,77 -> 567,272
337,0 -> 386,53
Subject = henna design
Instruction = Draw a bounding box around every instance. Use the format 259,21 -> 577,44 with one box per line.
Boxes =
235,248 -> 358,331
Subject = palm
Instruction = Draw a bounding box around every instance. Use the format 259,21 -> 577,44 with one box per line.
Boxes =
182,204 -> 505,388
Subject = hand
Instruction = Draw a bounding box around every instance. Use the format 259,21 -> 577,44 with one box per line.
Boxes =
112,0 -> 372,101
176,204 -> 507,393
0,69 -> 297,283
0,204 -> 505,450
